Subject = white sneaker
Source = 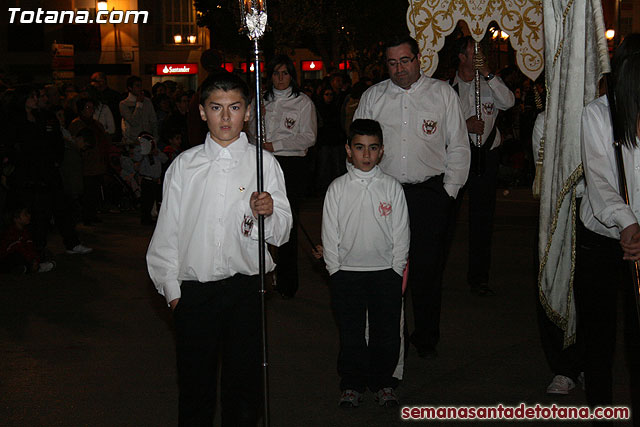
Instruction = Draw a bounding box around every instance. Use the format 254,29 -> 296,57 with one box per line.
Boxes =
38,261 -> 55,273
546,375 -> 575,395
66,244 -> 93,255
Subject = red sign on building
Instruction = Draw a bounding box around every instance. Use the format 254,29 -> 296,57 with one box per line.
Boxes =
301,60 -> 323,71
156,63 -> 199,75
239,62 -> 265,73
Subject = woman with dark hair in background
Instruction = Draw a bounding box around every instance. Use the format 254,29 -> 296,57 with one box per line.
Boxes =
247,54 -> 317,298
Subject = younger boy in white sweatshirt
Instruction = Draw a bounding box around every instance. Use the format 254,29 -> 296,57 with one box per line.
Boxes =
321,118 -> 410,408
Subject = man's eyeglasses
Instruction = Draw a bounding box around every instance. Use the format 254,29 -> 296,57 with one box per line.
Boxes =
387,55 -> 417,68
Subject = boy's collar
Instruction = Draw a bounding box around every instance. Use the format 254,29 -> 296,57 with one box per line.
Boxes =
204,132 -> 249,160
347,163 -> 380,180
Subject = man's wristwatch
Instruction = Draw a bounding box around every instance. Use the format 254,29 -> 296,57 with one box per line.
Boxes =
485,73 -> 495,81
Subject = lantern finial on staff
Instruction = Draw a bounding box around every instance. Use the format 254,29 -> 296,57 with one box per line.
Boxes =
239,0 -> 268,40
238,0 -> 270,425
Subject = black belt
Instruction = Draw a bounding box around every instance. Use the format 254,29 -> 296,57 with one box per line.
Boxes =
401,174 -> 444,189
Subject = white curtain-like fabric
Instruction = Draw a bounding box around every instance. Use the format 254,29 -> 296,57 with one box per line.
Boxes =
538,0 -> 609,346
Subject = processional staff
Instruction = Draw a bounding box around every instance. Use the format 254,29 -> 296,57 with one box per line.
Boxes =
238,0 -> 271,424
472,41 -> 485,175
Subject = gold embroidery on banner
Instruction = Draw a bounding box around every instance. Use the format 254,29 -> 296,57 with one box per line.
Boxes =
537,164 -> 583,346
553,0 -> 575,66
407,0 -> 543,81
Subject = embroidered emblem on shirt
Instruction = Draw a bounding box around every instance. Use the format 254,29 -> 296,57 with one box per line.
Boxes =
284,117 -> 296,129
242,215 -> 254,236
378,202 -> 392,217
239,186 -> 245,192
482,102 -> 495,115
422,120 -> 437,135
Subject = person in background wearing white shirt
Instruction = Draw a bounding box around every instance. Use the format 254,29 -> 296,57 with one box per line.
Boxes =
93,99 -> 116,140
322,119 -> 409,408
146,72 -> 292,426
248,54 -> 317,299
450,36 -> 515,296
119,75 -> 158,144
577,33 -> 640,417
354,35 -> 469,360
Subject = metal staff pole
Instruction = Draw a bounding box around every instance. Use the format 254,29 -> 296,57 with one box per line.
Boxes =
472,41 -> 485,175
605,72 -> 640,327
474,41 -> 482,147
238,1 -> 271,424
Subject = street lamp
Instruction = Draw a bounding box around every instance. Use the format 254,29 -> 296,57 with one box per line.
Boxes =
606,29 -> 615,41
97,0 -> 108,11
238,0 -> 270,425
173,34 -> 182,44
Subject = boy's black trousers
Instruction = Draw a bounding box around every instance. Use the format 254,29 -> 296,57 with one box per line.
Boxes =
174,275 -> 261,427
574,220 -> 640,418
330,269 -> 402,392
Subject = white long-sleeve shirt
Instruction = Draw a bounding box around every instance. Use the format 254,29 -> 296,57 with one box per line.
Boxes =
452,73 -> 515,149
321,164 -> 410,276
146,132 -> 292,303
93,103 -> 116,136
120,93 -> 158,144
580,95 -> 640,239
353,74 -> 470,198
247,87 -> 317,157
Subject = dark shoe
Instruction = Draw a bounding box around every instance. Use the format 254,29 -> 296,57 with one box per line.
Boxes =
274,287 -> 295,299
476,283 -> 496,297
410,335 -> 437,359
417,347 -> 438,359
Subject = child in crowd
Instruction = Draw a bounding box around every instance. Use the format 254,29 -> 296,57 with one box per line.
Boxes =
135,131 -> 167,225
60,127 -> 90,225
161,127 -> 183,172
0,206 -> 55,273
146,72 -> 292,425
321,118 -> 410,408
119,144 -> 141,200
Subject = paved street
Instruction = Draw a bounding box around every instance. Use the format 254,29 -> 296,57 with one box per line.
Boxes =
0,189 -> 634,426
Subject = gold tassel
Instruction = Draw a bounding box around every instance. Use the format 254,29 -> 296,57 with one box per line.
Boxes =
532,138 -> 544,199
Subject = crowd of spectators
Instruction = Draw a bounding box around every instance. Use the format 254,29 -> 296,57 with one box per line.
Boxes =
0,72 -> 190,273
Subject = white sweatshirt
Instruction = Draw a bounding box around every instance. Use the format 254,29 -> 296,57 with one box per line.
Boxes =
247,87 -> 317,157
321,163 -> 410,276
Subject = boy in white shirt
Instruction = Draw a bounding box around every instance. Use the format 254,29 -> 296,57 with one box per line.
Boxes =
322,119 -> 410,408
146,73 -> 292,425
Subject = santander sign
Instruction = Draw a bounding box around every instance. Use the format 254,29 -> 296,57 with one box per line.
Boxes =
156,64 -> 199,75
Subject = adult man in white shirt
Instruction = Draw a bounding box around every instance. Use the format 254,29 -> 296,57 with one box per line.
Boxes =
119,75 -> 158,144
450,36 -> 515,296
354,35 -> 470,359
